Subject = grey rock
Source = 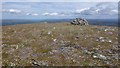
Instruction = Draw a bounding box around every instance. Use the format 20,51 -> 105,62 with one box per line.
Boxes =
92,53 -> 107,60
31,59 -> 40,66
70,18 -> 88,25
31,59 -> 49,66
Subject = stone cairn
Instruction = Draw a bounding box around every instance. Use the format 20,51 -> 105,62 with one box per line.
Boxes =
70,18 -> 88,26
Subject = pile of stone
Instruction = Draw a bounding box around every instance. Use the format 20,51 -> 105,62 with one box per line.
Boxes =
70,18 -> 88,25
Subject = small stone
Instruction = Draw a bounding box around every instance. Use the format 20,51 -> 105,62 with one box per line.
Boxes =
10,62 -> 15,66
16,45 -> 19,49
96,39 -> 99,41
108,40 -> 112,43
99,37 -> 104,39
52,50 -> 58,53
93,55 -> 98,58
72,59 -> 76,62
14,30 -> 17,33
104,29 -> 108,32
103,61 -> 110,65
96,37 -> 107,42
92,53 -> 107,60
53,39 -> 57,42
48,31 -> 51,35
53,27 -> 56,29
99,54 -> 107,60
101,39 -> 105,42
31,59 -> 40,66
49,51 -> 54,55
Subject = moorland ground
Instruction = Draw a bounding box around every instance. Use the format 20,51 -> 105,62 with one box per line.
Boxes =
2,22 -> 119,66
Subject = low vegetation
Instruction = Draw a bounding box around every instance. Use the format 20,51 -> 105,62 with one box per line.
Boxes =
2,23 -> 119,66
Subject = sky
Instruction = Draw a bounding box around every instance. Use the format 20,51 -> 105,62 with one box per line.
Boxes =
2,0 -> 120,2
2,2 -> 118,19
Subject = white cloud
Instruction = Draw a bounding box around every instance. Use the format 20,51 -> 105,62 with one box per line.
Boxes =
42,12 -> 67,16
76,8 -> 90,13
75,3 -> 118,15
111,10 -> 118,13
95,9 -> 100,12
42,12 -> 49,16
26,13 -> 39,16
26,13 -> 31,15
75,8 -> 95,15
9,9 -> 21,13
2,9 -> 39,16
49,13 -> 58,16
2,9 -> 21,13
42,12 -> 58,16
32,13 -> 39,16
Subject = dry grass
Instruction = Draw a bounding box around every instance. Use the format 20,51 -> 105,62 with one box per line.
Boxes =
2,22 -> 119,66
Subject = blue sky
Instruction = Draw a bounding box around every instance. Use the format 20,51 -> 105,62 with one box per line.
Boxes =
2,2 -> 118,19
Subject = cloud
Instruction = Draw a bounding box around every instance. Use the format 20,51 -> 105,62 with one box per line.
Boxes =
95,9 -> 100,12
76,8 -> 90,13
32,13 -> 39,16
9,9 -> 21,13
75,8 -> 97,15
75,2 -> 118,15
2,9 -> 21,13
2,2 -> 118,19
42,12 -> 67,16
26,13 -> 39,16
50,13 -> 58,16
111,10 -> 118,13
26,13 -> 31,15
42,12 -> 58,16
3,9 -> 39,16
42,12 -> 49,16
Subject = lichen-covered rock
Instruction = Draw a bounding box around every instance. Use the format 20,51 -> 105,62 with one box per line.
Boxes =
70,18 -> 88,25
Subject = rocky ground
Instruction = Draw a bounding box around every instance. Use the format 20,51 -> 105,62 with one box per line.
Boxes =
2,23 -> 119,66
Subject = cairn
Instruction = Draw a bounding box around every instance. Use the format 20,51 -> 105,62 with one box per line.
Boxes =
70,18 -> 88,26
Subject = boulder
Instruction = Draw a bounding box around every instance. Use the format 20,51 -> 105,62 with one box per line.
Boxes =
70,18 -> 88,25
